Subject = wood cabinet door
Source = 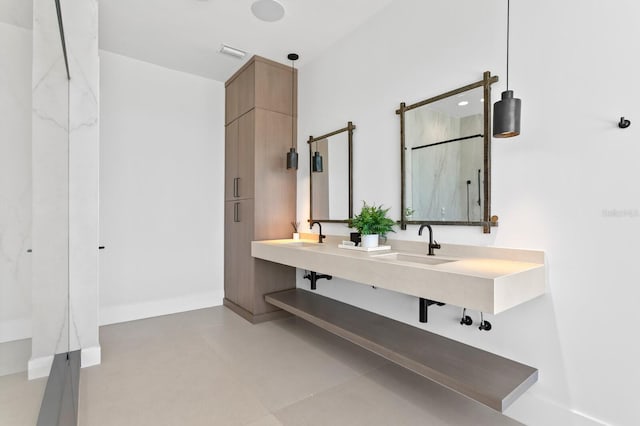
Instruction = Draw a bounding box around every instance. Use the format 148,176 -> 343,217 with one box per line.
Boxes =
224,199 -> 255,312
255,60 -> 294,116
236,62 -> 255,118
225,79 -> 239,125
225,120 -> 239,201
224,200 -> 238,304
237,110 -> 255,200
226,62 -> 255,124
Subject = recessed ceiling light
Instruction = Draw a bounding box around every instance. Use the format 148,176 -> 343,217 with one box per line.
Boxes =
458,101 -> 469,106
251,0 -> 285,22
219,44 -> 246,59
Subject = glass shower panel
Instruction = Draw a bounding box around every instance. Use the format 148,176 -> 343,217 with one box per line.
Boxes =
30,0 -> 71,368
33,0 -> 81,423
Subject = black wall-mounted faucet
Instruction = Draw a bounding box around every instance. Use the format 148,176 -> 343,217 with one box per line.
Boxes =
303,271 -> 332,290
418,224 -> 441,256
310,221 -> 326,243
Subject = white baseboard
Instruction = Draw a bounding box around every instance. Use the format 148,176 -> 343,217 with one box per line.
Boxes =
505,392 -> 608,426
0,317 -> 31,343
99,290 -> 223,326
0,338 -> 31,376
3,292 -> 224,341
28,354 -> 54,380
28,345 -> 102,380
81,345 -> 101,368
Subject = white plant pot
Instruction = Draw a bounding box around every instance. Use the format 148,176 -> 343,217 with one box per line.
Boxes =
360,234 -> 379,248
292,232 -> 300,240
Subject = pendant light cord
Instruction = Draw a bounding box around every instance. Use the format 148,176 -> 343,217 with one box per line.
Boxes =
290,59 -> 295,149
506,0 -> 510,91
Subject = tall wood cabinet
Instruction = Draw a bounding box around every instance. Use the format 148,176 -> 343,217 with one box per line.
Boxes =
223,56 -> 297,323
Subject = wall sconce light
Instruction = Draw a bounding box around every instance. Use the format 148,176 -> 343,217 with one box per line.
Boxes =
286,53 -> 299,170
493,0 -> 521,138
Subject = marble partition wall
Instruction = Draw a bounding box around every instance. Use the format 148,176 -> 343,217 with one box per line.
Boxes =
63,0 -> 100,370
405,109 -> 483,221
0,14 -> 33,349
459,114 -> 483,220
29,0 -> 71,378
327,133 -> 349,219
29,0 -> 99,379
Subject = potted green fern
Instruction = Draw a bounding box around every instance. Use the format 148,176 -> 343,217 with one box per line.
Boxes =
349,201 -> 396,248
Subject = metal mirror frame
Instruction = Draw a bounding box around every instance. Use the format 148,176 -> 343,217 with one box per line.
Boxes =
397,71 -> 498,233
308,121 -> 356,223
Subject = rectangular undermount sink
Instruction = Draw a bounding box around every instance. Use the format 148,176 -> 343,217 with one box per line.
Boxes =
372,252 -> 455,266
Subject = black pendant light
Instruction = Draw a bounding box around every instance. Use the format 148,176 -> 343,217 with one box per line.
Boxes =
312,140 -> 323,172
493,0 -> 521,138
286,147 -> 298,169
312,152 -> 323,173
286,53 -> 299,169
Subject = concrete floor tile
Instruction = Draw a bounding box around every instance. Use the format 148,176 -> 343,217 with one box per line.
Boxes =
0,307 -> 526,425
274,363 -> 522,426
202,316 -> 386,411
0,372 -> 46,426
244,413 -> 284,426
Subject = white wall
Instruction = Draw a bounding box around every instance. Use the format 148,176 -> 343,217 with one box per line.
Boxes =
99,51 -> 225,325
296,0 -> 640,425
0,22 -> 32,346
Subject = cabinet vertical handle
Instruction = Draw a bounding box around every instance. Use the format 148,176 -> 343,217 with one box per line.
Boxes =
477,169 -> 481,206
233,177 -> 240,198
234,202 -> 240,222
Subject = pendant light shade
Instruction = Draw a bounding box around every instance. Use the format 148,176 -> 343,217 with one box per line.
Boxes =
312,151 -> 323,173
286,147 -> 298,169
286,53 -> 299,170
493,90 -> 521,137
493,0 -> 521,138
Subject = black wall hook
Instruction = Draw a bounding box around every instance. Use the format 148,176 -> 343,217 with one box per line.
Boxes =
618,117 -> 631,128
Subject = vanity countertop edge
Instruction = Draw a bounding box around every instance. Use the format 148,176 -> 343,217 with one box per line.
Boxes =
252,237 -> 546,315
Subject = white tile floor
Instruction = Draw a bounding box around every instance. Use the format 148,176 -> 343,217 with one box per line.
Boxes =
0,307 -> 522,425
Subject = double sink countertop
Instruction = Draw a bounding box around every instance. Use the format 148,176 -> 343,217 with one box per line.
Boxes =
252,235 -> 546,315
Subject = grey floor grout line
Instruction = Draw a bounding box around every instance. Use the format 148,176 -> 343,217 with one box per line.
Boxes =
269,359 -> 393,421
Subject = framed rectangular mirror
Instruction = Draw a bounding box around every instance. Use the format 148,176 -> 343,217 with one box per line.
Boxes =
397,72 -> 498,233
308,122 -> 355,223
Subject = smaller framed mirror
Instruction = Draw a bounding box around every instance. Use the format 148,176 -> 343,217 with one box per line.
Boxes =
397,72 -> 498,233
308,122 -> 356,223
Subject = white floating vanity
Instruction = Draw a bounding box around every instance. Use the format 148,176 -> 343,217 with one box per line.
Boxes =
252,236 -> 545,412
252,236 -> 546,315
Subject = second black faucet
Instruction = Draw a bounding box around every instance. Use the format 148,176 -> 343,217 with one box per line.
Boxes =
310,221 -> 326,243
418,224 -> 441,256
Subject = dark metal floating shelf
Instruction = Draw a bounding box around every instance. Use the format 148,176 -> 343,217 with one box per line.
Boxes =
265,288 -> 537,412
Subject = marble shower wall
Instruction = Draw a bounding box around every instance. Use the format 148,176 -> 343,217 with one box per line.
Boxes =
31,0 -> 71,365
0,19 -> 33,345
459,114 -> 483,221
328,133 -> 350,220
63,0 -> 100,365
29,0 -> 99,378
405,108 -> 483,221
